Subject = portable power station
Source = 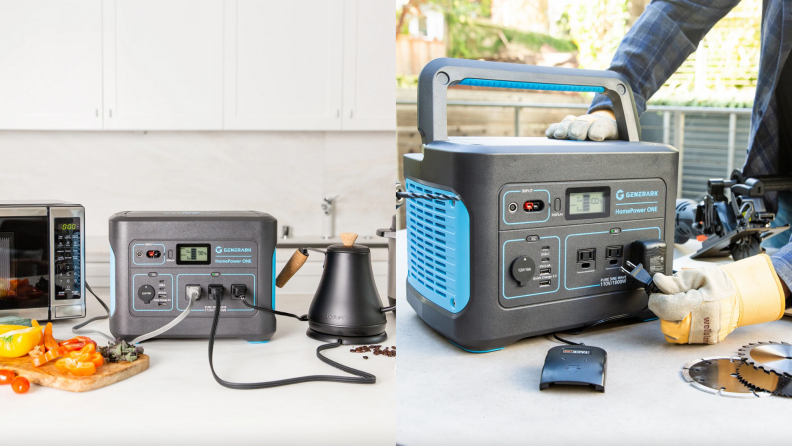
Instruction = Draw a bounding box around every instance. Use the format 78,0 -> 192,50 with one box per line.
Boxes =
404,59 -> 679,352
109,211 -> 277,342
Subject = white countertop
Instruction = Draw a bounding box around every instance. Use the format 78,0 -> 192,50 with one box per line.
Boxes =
6,290 -> 395,446
395,230 -> 792,445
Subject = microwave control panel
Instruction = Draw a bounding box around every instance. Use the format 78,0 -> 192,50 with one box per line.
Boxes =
53,217 -> 81,300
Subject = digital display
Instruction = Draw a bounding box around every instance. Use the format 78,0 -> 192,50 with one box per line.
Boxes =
565,187 -> 610,220
179,246 -> 209,262
56,222 -> 80,231
569,191 -> 606,215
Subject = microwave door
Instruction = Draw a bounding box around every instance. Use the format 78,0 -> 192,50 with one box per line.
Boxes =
0,208 -> 51,320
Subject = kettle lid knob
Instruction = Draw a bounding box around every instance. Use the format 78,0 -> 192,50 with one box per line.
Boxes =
340,232 -> 358,247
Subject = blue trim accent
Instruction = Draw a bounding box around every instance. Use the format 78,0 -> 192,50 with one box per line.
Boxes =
449,340 -> 504,353
216,255 -> 252,257
247,340 -> 270,344
502,189 -> 551,225
502,236 -> 560,298
615,201 -> 658,206
132,274 -> 174,311
109,245 -> 116,317
175,274 -> 256,311
459,78 -> 605,93
406,179 -> 471,314
563,227 -> 662,291
271,249 -> 276,310
132,243 -> 166,265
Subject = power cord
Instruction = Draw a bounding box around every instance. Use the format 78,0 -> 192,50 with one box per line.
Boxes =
207,286 -> 376,389
71,283 -> 115,342
396,191 -> 460,201
552,261 -> 658,346
72,282 -> 202,345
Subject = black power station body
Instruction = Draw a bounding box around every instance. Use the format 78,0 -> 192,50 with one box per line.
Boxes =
404,59 -> 679,352
109,211 -> 277,342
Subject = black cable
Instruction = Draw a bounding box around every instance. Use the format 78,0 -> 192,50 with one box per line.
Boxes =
240,296 -> 308,321
396,192 -> 460,201
208,287 -> 376,389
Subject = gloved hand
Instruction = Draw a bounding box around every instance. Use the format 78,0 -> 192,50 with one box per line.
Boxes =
648,254 -> 787,344
545,110 -> 618,141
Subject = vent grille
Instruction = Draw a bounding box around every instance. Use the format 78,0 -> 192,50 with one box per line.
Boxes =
406,179 -> 470,313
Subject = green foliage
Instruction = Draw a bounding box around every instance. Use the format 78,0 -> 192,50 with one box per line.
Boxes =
397,74 -> 419,89
564,0 -> 630,70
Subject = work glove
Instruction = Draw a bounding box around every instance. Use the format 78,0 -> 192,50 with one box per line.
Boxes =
545,114 -> 618,141
648,254 -> 787,344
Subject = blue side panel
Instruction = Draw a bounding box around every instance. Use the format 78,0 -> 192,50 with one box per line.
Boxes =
449,340 -> 504,353
406,179 -> 470,313
109,244 -> 116,317
459,78 -> 605,93
271,249 -> 276,310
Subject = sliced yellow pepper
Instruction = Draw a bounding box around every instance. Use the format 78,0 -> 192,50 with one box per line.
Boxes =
0,324 -> 43,358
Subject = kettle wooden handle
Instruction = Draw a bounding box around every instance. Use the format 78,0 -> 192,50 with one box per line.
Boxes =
275,249 -> 309,288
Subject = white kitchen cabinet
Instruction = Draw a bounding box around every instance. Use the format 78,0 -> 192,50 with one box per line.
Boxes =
342,0 -> 396,131
223,0 -> 345,130
0,1 -> 103,130
103,0 -> 224,130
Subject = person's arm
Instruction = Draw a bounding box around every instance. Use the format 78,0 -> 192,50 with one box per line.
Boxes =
770,243 -> 792,308
589,0 -> 740,116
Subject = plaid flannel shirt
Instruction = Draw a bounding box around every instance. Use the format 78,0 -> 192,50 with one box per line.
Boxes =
588,0 -> 792,296
589,0 -> 791,179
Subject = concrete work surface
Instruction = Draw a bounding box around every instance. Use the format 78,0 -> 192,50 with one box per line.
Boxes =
396,231 -> 791,446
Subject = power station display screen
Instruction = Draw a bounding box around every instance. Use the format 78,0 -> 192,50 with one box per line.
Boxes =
569,191 -> 606,214
565,187 -> 610,220
176,244 -> 211,265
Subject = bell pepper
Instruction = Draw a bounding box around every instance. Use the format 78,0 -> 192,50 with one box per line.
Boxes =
0,325 -> 43,358
54,343 -> 103,375
42,323 -> 59,351
59,336 -> 97,352
55,358 -> 96,376
31,346 -> 66,367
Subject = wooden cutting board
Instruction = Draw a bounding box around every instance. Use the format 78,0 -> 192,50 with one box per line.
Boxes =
0,351 -> 149,393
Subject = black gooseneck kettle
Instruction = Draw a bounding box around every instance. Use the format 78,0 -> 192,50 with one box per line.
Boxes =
275,232 -> 394,344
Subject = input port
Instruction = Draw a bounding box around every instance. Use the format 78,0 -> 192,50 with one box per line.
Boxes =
146,250 -> 162,258
541,257 -> 550,262
539,279 -> 551,287
523,200 -> 545,212
508,202 -> 518,213
540,268 -> 551,275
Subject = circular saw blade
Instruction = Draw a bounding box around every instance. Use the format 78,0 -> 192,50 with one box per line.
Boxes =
738,342 -> 792,377
682,357 -> 771,398
737,363 -> 792,397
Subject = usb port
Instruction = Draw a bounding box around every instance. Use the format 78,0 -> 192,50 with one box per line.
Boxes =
157,302 -> 168,306
541,257 -> 550,262
539,279 -> 551,287
541,246 -> 550,250
540,268 -> 551,275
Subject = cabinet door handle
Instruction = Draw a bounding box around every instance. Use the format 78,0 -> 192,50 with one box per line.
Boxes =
109,110 -> 113,118
336,109 -> 340,118
349,110 -> 353,118
95,109 -> 99,117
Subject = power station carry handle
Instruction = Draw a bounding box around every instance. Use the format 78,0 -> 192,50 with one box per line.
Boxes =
417,58 -> 641,143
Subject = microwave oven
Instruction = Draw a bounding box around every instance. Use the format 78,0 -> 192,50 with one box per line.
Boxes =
0,201 -> 85,321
